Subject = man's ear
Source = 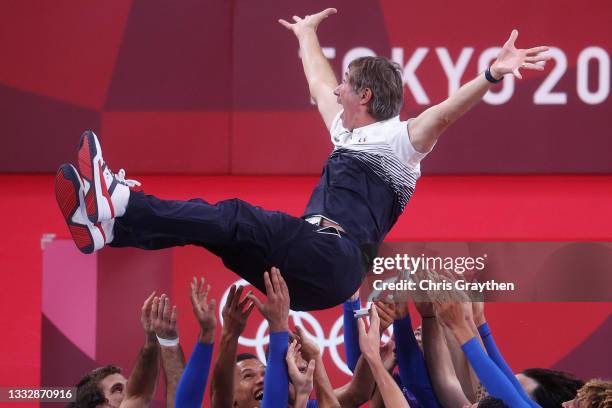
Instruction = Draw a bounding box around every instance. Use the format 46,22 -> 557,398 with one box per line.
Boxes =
360,88 -> 373,105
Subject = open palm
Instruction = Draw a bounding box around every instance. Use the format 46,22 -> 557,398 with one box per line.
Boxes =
492,30 -> 549,79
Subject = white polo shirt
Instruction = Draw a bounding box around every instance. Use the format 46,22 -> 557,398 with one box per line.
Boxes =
328,111 -> 428,211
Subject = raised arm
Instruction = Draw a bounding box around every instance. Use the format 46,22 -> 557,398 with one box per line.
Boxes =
286,340 -> 316,408
408,30 -> 550,153
279,8 -> 341,130
435,300 -> 534,408
417,301 -> 471,408
120,292 -> 161,408
210,285 -> 254,408
343,291 -> 361,372
358,305 -> 410,408
174,277 -> 217,408
393,301 -> 442,408
151,294 -> 185,408
248,268 -> 291,408
295,325 -> 340,408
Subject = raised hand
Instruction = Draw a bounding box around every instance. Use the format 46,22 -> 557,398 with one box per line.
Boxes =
190,276 -> 217,343
491,30 -> 550,79
286,340 -> 315,397
358,304 -> 382,362
140,291 -> 157,342
278,8 -> 337,37
472,301 -> 486,327
294,325 -> 321,360
374,298 -> 396,331
247,267 -> 290,333
151,294 -> 178,341
221,285 -> 254,338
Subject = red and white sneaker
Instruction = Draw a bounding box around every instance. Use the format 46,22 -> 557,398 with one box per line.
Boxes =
55,164 -> 113,254
77,130 -> 140,223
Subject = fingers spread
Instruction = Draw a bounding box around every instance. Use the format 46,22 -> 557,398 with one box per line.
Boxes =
306,359 -> 316,378
263,271 -> 273,295
513,67 -> 523,79
527,46 -> 549,55
247,293 -> 264,313
522,62 -> 545,71
170,305 -> 177,325
508,29 -> 519,46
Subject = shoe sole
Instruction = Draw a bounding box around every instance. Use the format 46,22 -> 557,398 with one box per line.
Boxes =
55,164 -> 104,254
78,131 -> 114,223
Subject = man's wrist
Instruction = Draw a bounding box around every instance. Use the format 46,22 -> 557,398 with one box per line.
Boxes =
221,329 -> 240,342
268,320 -> 289,333
487,65 -> 504,82
199,329 -> 215,344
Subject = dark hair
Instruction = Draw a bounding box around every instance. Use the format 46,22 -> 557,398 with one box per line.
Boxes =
522,368 -> 584,408
478,395 -> 509,408
478,396 -> 510,407
236,353 -> 259,363
70,365 -> 122,408
348,56 -> 404,121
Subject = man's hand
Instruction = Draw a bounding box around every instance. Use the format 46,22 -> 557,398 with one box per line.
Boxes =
190,277 -> 217,344
151,294 -> 178,341
286,340 -> 315,397
294,325 -> 321,361
248,267 -> 290,333
141,292 -> 157,343
490,30 -> 550,79
472,301 -> 486,327
414,301 -> 436,319
221,285 -> 254,338
434,299 -> 471,330
358,305 -> 382,362
278,8 -> 337,38
374,299 -> 395,332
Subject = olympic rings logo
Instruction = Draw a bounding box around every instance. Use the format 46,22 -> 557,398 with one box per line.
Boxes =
219,279 -> 393,375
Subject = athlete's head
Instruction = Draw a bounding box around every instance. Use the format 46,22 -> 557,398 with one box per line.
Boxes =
562,379 -> 612,408
233,351 -> 307,408
71,365 -> 126,408
234,353 -> 265,407
334,56 -> 404,130
517,368 -> 584,408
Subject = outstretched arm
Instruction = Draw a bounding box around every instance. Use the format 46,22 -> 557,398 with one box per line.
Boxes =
248,268 -> 291,408
210,285 -> 254,408
359,305 -> 410,408
151,294 -> 185,408
408,30 -> 550,153
174,277 -> 217,408
279,9 -> 341,130
121,292 -> 161,408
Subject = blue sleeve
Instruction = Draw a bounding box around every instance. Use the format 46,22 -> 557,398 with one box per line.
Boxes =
478,323 -> 540,408
462,337 -> 533,408
262,331 -> 289,408
343,299 -> 361,372
174,341 -> 213,408
393,315 -> 442,408
307,399 -> 318,408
